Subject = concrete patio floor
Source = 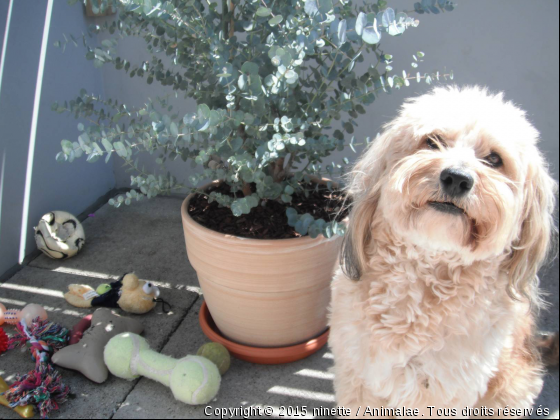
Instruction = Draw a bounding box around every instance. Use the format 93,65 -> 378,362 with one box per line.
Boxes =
0,196 -> 558,419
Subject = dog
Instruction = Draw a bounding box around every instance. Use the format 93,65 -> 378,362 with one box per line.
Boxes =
329,86 -> 558,418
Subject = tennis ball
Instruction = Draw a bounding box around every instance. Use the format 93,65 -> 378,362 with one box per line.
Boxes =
197,342 -> 231,375
104,333 -> 148,380
170,356 -> 221,405
96,283 -> 112,295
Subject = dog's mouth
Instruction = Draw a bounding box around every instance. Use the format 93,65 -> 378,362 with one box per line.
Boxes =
428,201 -> 465,215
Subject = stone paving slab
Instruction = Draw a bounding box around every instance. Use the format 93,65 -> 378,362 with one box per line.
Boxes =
110,255 -> 559,420
113,298 -> 337,420
113,296 -> 559,420
29,196 -> 200,289
0,266 -> 198,419
1,197 -> 558,419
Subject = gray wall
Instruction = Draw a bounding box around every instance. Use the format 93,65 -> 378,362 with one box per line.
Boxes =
100,34 -> 198,188
352,0 -> 559,179
101,0 -> 559,186
0,1 -> 115,277
0,0 -> 558,278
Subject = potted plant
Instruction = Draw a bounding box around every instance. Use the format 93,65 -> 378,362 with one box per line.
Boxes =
55,0 -> 455,359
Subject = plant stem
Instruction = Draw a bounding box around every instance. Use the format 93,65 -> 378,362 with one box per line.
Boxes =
272,157 -> 285,183
235,115 -> 253,197
222,0 -> 229,38
229,0 -> 235,39
285,153 -> 295,173
241,182 -> 253,197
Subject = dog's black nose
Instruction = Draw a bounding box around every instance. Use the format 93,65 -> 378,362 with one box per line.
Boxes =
440,168 -> 474,197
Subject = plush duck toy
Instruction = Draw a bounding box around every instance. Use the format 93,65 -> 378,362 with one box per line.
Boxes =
64,273 -> 161,315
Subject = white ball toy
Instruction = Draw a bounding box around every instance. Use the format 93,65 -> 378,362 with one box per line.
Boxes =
34,211 -> 85,259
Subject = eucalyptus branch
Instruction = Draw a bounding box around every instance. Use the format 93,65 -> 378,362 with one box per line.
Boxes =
222,0 -> 229,38
56,0 -> 456,233
229,0 -> 235,39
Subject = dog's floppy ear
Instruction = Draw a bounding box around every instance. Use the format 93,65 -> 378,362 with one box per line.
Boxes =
503,152 -> 557,303
340,196 -> 379,280
340,129 -> 395,280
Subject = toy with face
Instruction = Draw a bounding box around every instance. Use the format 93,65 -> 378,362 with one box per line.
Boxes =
113,273 -> 161,314
34,211 -> 85,259
64,273 -> 161,315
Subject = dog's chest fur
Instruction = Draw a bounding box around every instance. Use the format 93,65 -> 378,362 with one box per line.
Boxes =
330,242 -> 518,408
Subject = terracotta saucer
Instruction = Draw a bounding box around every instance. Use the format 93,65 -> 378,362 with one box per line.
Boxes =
199,301 -> 330,365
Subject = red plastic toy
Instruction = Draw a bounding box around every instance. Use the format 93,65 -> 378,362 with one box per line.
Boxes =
0,327 -> 8,354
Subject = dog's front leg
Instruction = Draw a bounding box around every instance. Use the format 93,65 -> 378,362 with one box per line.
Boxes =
332,374 -> 393,419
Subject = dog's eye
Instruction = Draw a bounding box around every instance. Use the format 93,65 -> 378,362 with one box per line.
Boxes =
426,138 -> 438,149
426,135 -> 446,150
484,152 -> 503,168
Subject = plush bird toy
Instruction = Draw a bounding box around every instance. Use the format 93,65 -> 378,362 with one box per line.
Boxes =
64,273 -> 163,315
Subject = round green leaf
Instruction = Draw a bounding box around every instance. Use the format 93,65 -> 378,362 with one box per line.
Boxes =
318,0 -> 333,14
269,15 -> 283,26
304,0 -> 318,16
256,7 -> 272,17
356,12 -> 367,36
362,23 -> 381,44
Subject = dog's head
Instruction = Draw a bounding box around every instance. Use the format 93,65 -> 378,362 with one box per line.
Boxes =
342,86 -> 557,302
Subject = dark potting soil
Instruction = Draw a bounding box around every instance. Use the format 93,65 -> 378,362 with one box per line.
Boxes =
188,182 -> 348,239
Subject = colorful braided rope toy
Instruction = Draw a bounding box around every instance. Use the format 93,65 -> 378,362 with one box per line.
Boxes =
0,303 -> 48,326
3,317 -> 70,419
0,377 -> 34,419
104,333 -> 221,405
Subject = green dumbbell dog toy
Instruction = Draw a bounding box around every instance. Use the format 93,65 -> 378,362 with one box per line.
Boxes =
104,333 -> 221,405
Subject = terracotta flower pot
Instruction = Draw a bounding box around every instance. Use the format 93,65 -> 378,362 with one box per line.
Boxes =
181,181 -> 342,349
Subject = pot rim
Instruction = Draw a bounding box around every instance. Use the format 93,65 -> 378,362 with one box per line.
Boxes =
182,179 -> 345,246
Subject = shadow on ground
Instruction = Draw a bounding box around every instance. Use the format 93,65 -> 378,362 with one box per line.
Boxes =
0,197 -> 558,419
113,299 -> 338,419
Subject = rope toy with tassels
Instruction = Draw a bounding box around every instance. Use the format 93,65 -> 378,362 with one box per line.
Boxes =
2,317 -> 71,419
